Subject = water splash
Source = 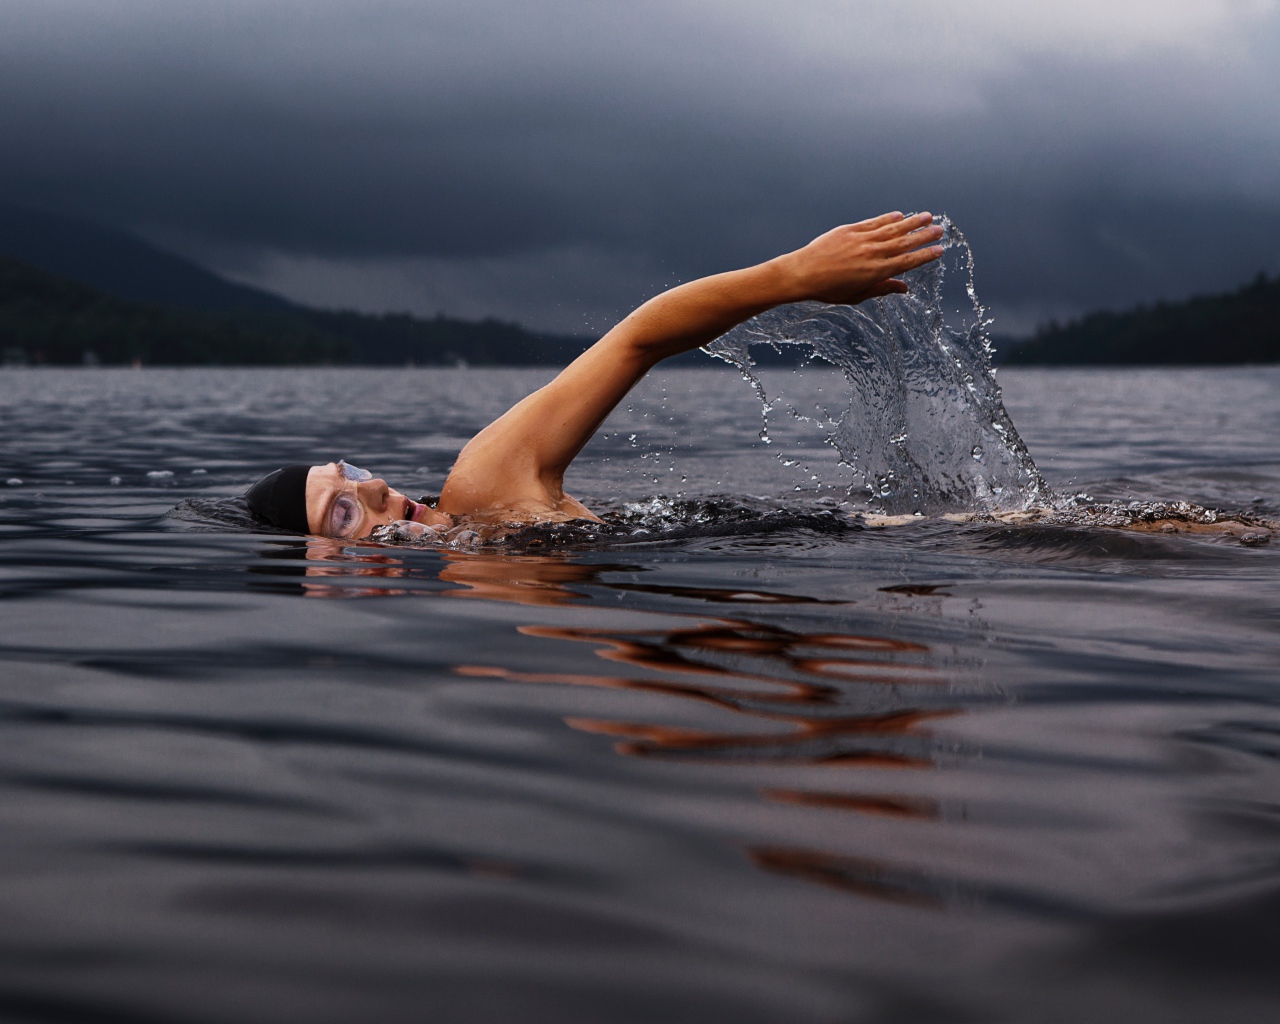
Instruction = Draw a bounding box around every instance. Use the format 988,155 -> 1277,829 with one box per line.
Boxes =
368,497 -> 857,552
704,217 -> 1049,515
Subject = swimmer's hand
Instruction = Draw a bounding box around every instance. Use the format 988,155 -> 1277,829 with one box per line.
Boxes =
774,211 -> 945,306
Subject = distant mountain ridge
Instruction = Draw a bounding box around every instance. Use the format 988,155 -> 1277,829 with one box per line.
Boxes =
0,255 -> 594,367
1000,273 -> 1280,365
0,205 -> 591,366
0,204 -> 294,312
0,256 -> 345,366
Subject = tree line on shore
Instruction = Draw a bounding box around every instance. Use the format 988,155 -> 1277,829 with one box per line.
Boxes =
999,273 -> 1280,365
0,256 -> 589,367
3,252 -> 1278,367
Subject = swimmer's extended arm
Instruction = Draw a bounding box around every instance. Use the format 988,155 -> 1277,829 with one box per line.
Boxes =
438,212 -> 944,515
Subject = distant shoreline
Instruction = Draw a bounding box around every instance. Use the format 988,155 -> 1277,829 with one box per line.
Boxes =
3,200 -> 1277,367
997,273 -> 1279,365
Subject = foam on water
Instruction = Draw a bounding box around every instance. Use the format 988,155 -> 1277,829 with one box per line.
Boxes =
365,496 -> 858,552
704,217 -> 1049,515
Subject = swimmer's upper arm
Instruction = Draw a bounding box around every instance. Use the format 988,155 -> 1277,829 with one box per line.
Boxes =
437,332 -> 654,510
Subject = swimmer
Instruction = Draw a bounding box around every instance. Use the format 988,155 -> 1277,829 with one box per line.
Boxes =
245,212 -> 946,538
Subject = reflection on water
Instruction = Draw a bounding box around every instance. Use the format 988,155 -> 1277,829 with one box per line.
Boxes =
438,553 -> 639,607
764,789 -> 940,819
302,548 -> 978,909
461,618 -> 950,767
748,845 -> 952,909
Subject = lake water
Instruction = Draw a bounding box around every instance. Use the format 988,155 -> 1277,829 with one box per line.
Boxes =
0,365 -> 1277,1023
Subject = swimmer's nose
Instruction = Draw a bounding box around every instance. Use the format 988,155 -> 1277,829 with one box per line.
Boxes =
357,478 -> 390,512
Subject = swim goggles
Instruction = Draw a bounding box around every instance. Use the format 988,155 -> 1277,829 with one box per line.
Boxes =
327,460 -> 376,537
337,460 -> 373,482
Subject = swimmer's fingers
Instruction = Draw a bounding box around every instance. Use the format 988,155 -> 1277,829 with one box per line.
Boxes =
868,278 -> 909,297
886,244 -> 945,276
853,211 -> 907,232
866,211 -> 934,240
878,223 -> 945,257
844,278 -> 909,306
824,212 -> 924,245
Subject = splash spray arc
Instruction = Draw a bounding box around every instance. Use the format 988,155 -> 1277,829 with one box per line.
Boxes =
704,217 -> 1049,515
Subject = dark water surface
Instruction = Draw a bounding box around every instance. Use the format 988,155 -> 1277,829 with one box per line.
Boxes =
1,366 -> 1278,1023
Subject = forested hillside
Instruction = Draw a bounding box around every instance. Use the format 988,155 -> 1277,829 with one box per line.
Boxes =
1002,274 -> 1280,365
0,258 -> 589,366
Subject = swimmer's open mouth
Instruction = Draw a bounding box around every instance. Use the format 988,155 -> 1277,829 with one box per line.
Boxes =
405,499 -> 424,523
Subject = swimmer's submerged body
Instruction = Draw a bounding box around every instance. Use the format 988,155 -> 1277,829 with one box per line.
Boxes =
245,212 -> 948,539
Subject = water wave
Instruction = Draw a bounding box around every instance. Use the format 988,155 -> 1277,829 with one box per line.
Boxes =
370,496 -> 858,551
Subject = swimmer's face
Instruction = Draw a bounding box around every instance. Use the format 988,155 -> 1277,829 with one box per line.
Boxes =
305,461 -> 444,539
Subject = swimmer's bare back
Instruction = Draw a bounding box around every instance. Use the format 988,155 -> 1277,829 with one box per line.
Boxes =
435,212 -> 944,524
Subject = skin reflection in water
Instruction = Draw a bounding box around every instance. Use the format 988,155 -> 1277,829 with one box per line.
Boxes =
460,621 -> 948,767
288,544 -> 974,907
437,554 -> 628,607
298,540 -> 634,606
298,538 -> 413,598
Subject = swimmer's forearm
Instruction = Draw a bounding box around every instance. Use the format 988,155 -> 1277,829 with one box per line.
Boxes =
602,260 -> 799,364
606,212 -> 944,364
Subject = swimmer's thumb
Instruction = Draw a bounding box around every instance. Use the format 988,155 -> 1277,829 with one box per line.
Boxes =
852,279 -> 909,305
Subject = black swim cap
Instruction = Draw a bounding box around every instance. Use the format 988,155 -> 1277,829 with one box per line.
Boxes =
244,465 -> 312,534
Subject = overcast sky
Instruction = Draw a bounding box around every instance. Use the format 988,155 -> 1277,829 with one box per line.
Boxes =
2,0 -> 1278,333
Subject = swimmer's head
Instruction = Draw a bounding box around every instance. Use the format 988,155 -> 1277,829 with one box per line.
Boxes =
245,460 -> 442,538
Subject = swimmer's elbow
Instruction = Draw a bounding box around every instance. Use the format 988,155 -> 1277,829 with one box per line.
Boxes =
593,323 -> 669,370
601,310 -> 719,368
602,266 -> 791,364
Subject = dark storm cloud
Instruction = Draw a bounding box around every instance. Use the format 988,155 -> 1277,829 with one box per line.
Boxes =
1,1 -> 1278,331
